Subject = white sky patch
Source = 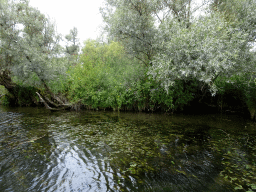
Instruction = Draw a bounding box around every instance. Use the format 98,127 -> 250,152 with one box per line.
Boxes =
29,0 -> 105,45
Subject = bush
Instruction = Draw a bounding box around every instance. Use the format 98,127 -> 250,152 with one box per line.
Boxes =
215,74 -> 255,114
63,40 -> 201,112
65,40 -> 143,110
1,85 -> 40,107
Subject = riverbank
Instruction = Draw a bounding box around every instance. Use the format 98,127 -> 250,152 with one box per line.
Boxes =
0,77 -> 254,120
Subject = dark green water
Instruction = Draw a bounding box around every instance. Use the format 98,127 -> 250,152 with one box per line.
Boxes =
0,106 -> 255,192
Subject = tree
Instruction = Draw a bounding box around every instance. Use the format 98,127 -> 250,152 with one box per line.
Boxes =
0,0 -> 67,107
100,0 -> 214,66
65,27 -> 80,56
64,27 -> 80,67
209,0 -> 256,43
101,0 -> 256,93
149,12 -> 254,91
101,0 -> 160,66
208,0 -> 256,118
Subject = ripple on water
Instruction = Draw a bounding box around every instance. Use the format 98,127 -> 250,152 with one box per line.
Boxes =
0,107 -> 255,192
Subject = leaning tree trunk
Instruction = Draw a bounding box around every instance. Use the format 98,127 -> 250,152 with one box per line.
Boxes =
23,55 -> 72,110
0,69 -> 71,109
0,69 -> 17,95
35,92 -> 71,111
0,69 -> 40,106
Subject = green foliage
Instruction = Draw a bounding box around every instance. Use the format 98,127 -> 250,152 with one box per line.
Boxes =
100,0 -> 157,65
0,84 -> 39,106
0,85 -> 8,105
171,79 -> 198,111
64,27 -> 80,67
65,27 -> 80,56
66,40 -> 142,110
0,85 -> 7,95
150,12 -> 254,92
215,74 -> 256,115
101,0 -> 256,101
1,0 -> 254,114
101,0 -> 193,65
135,78 -> 198,111
64,40 -> 197,111
0,0 -> 66,87
0,95 -> 9,106
210,0 -> 256,43
12,85 -> 39,106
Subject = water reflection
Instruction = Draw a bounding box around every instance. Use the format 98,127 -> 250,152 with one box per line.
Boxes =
0,107 -> 255,191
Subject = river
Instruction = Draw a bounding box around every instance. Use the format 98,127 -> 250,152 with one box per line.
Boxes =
0,106 -> 255,192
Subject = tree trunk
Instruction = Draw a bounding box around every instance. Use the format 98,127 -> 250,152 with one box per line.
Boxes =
35,92 -> 70,111
0,70 -> 17,95
0,69 -> 71,110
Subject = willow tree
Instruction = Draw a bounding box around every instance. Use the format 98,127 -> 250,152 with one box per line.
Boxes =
101,0 -> 159,66
208,0 -> 256,118
150,0 -> 256,88
151,11 -> 255,85
210,0 -> 256,43
0,0 -> 66,106
101,0 -> 255,87
101,0 -> 210,67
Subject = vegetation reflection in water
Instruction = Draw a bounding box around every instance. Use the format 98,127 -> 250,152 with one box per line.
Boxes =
0,107 -> 256,192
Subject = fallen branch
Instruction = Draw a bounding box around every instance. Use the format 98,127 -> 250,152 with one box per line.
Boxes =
36,92 -> 69,111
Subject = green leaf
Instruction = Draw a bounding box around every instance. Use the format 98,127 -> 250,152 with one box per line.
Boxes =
234,185 -> 243,190
251,184 -> 256,190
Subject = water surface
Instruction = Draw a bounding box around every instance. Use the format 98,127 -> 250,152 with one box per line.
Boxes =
0,106 -> 255,191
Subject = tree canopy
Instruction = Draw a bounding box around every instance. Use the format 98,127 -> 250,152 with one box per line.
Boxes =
0,0 -> 64,89
65,27 -> 80,56
101,0 -> 256,92
1,0 -> 256,117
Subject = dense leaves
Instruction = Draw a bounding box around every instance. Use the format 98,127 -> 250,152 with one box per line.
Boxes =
0,0 -> 65,88
101,0 -> 256,91
65,40 -> 144,110
150,13 -> 253,91
0,0 -> 256,116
